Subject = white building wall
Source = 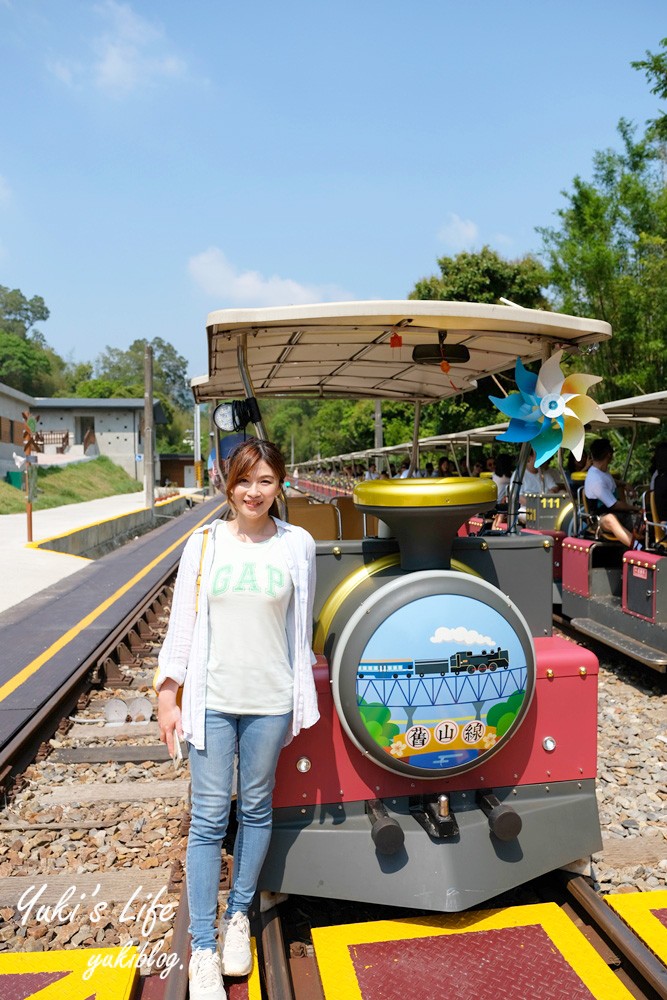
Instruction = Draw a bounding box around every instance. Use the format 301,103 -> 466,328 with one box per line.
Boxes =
36,405 -> 149,482
0,383 -> 33,479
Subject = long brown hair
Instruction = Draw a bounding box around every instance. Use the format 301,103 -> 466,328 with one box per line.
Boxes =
225,439 -> 286,518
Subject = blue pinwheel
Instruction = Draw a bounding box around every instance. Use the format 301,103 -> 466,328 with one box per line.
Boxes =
489,351 -> 608,467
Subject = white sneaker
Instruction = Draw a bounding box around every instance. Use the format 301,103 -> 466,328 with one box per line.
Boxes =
221,911 -> 253,977
189,948 -> 226,1000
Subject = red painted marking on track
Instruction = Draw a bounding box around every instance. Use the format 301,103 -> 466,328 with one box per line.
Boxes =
0,970 -> 70,1000
226,979 -> 249,998
653,907 -> 667,930
349,925 -> 597,1000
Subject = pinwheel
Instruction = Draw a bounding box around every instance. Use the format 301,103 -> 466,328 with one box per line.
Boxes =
489,351 -> 608,467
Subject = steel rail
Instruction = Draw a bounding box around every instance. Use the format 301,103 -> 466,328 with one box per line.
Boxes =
564,874 -> 667,999
163,878 -> 191,1000
0,556 -> 179,783
261,904 -> 295,1000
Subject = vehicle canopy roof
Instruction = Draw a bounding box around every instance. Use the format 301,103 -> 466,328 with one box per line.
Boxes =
191,300 -> 610,404
598,390 -> 667,425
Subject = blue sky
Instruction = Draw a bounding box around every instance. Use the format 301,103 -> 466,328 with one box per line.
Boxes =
1,1 -> 664,382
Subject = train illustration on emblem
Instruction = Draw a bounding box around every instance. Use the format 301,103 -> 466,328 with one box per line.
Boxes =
358,647 -> 510,679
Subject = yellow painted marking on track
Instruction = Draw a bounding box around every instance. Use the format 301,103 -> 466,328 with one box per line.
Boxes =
606,889 -> 667,962
312,903 -> 634,1000
0,502 -> 227,705
0,946 -> 138,998
246,938 -> 263,999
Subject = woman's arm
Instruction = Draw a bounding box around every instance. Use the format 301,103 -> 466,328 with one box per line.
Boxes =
153,531 -> 204,691
157,678 -> 183,756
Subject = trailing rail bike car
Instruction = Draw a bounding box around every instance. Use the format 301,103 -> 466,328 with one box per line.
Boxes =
193,300 -> 611,913
558,390 -> 667,672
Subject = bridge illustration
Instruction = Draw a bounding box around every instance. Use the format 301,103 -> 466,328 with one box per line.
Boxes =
357,665 -> 528,709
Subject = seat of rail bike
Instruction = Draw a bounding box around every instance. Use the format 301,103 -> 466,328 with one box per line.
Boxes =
330,495 -> 378,539
578,489 -> 623,545
286,499 -> 342,540
638,489 -> 667,553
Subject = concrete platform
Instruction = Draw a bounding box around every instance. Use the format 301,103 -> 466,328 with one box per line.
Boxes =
0,491 -> 205,616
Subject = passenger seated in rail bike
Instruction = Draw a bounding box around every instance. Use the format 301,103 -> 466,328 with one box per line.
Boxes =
650,442 -> 667,524
642,441 -> 667,550
566,449 -> 591,491
155,440 -> 318,1000
584,437 -> 642,549
509,448 -> 562,524
491,453 -> 513,504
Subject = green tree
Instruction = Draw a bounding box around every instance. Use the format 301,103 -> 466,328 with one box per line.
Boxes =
74,378 -> 143,398
0,331 -> 52,394
409,245 -> 549,307
539,120 -> 667,398
262,399 -> 318,461
94,337 -> 191,411
407,247 -> 543,436
632,36 -> 667,141
0,286 -> 58,394
0,286 -> 50,340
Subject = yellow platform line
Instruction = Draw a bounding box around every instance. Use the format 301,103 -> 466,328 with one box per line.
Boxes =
606,890 -> 667,961
25,495 -> 185,550
0,501 -> 226,705
312,904 -> 634,1000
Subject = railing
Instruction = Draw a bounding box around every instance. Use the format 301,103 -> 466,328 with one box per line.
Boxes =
37,430 -> 70,453
297,477 -> 351,499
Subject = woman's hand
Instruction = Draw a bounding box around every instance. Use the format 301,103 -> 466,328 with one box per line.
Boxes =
157,679 -> 183,757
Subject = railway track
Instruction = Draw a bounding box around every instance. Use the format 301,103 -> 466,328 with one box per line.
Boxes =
0,568 -> 193,998
0,573 -> 665,999
263,872 -> 667,1000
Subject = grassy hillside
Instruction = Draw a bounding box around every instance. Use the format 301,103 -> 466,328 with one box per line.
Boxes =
0,457 -> 142,515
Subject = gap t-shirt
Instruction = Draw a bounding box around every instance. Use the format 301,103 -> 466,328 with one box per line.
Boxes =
205,522 -> 294,715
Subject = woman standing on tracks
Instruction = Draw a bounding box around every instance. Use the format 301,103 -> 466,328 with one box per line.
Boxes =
155,439 -> 318,1000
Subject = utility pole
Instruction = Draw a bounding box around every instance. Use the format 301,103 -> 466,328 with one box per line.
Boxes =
194,402 -> 202,487
374,401 -> 383,450
144,345 -> 155,515
21,410 -> 39,542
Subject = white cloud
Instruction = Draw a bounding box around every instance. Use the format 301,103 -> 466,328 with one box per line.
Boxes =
49,1 -> 186,96
437,213 -> 479,252
188,247 -> 351,307
429,626 -> 495,647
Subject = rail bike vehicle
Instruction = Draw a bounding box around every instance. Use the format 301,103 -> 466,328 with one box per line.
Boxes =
193,301 -> 611,913
555,390 -> 667,673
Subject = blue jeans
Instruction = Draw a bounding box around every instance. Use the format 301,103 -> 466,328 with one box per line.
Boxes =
187,709 -> 292,951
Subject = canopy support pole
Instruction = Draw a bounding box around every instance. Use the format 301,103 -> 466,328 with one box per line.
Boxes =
409,402 -> 421,475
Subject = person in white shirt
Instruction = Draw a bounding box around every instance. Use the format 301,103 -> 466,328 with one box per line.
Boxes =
584,438 -> 637,547
364,463 -> 379,480
155,440 -> 318,999
492,454 -> 514,504
510,449 -> 562,507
